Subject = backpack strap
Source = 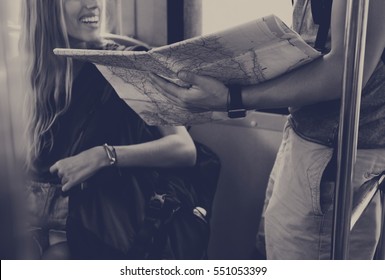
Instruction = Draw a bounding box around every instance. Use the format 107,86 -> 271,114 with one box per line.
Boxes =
311,0 -> 385,63
311,0 -> 333,53
128,185 -> 182,259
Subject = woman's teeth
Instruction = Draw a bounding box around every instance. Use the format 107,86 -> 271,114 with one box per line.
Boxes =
80,16 -> 99,24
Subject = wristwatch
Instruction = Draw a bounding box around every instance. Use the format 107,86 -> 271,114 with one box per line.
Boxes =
227,84 -> 247,119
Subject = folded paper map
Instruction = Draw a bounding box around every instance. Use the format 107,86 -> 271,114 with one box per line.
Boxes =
54,14 -> 321,126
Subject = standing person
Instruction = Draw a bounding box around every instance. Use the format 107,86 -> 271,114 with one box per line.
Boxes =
21,0 -> 196,259
150,0 -> 385,259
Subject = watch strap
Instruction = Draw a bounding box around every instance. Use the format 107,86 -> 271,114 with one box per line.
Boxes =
227,84 -> 246,118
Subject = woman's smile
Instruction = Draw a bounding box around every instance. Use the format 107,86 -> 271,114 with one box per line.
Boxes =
78,10 -> 100,28
63,0 -> 103,45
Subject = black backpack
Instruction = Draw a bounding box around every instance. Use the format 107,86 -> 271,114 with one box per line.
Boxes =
129,122 -> 221,259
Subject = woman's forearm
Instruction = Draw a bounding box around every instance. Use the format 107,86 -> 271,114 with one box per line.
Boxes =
113,134 -> 196,168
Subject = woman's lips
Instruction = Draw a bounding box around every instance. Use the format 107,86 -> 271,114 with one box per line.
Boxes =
80,15 -> 100,24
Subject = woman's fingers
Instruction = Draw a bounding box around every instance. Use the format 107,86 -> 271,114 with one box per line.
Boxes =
49,162 -> 59,174
49,160 -> 76,192
62,182 -> 73,192
48,149 -> 101,192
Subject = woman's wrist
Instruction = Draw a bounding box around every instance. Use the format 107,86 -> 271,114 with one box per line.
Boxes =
92,146 -> 114,169
102,143 -> 118,167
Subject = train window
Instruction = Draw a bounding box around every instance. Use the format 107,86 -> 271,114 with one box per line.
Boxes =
202,0 -> 292,35
2,0 -> 21,59
202,1 -> 292,115
104,0 -> 136,37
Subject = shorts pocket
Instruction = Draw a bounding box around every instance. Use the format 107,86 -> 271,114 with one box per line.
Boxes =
307,150 -> 333,216
319,181 -> 335,214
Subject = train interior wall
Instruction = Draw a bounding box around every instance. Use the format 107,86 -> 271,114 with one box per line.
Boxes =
190,112 -> 287,259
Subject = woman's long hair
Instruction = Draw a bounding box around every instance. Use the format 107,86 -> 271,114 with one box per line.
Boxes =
21,0 -> 73,170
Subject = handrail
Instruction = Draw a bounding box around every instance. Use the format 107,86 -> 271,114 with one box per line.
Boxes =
331,0 -> 369,260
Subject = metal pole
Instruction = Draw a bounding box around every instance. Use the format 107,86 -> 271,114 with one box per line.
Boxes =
331,0 -> 369,259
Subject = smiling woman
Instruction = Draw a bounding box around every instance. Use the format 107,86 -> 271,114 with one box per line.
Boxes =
63,0 -> 103,46
20,0 -> 197,260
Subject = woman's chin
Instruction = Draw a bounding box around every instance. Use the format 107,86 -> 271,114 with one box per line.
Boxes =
68,34 -> 102,48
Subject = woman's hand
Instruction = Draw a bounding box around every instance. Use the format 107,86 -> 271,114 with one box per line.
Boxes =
49,146 -> 108,192
149,71 -> 229,112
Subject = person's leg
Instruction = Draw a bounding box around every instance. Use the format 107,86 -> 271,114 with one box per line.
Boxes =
348,149 -> 385,259
348,193 -> 381,259
264,126 -> 384,259
264,124 -> 333,259
21,228 -> 49,259
255,122 -> 290,259
40,230 -> 70,260
317,149 -> 384,260
42,242 -> 71,260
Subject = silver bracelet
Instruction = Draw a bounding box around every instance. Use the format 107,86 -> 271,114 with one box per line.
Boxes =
103,143 -> 117,166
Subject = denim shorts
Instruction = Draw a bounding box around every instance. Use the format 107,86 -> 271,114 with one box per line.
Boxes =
261,121 -> 384,259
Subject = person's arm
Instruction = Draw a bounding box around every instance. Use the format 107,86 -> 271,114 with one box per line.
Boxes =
150,0 -> 385,111
112,126 -> 196,167
243,0 -> 385,110
49,126 -> 196,192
